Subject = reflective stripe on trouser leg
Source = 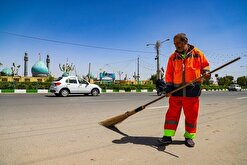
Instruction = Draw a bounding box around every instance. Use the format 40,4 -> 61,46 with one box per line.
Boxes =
184,131 -> 196,139
164,96 -> 182,137
182,97 -> 199,139
164,129 -> 176,136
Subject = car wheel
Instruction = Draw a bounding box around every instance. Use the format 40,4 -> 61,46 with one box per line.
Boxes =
91,88 -> 99,96
60,89 -> 69,97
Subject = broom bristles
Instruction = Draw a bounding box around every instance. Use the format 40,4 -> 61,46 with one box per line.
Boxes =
99,110 -> 136,127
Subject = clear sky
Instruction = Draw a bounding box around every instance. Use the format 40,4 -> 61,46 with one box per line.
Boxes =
0,0 -> 247,80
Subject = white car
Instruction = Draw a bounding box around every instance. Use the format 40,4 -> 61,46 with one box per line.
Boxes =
50,76 -> 102,97
228,84 -> 241,91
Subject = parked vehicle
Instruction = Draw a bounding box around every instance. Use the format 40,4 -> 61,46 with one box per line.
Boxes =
49,76 -> 102,97
156,79 -> 166,96
228,84 -> 241,91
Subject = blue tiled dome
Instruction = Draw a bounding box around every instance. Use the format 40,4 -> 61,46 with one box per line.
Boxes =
31,61 -> 49,77
1,68 -> 12,76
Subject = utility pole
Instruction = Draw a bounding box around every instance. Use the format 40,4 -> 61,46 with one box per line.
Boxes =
88,63 -> 91,80
147,39 -> 169,80
74,66 -> 78,77
155,42 -> 160,80
66,58 -> 68,73
137,57 -> 140,83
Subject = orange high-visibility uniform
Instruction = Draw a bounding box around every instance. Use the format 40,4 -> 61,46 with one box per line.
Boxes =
164,45 -> 209,139
166,46 -> 210,89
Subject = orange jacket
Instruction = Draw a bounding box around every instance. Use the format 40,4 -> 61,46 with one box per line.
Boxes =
165,45 -> 209,87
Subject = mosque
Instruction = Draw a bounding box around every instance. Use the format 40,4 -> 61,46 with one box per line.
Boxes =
0,53 -> 154,85
0,52 -> 51,82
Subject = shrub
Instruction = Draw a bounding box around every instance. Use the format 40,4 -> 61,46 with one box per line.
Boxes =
0,81 -> 155,91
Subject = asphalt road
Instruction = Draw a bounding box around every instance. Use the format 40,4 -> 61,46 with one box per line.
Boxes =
0,91 -> 247,165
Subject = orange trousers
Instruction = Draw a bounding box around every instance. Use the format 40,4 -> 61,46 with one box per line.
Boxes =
164,96 -> 199,138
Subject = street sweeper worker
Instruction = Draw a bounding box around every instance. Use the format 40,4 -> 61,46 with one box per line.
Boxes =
159,33 -> 210,147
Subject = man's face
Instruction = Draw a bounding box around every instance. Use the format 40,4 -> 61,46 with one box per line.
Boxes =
174,37 -> 187,53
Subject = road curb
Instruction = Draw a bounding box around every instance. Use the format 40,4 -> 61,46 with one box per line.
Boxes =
0,88 -> 246,94
0,89 -> 156,93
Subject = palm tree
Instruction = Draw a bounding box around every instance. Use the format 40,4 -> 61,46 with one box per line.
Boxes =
59,61 -> 75,76
11,62 -> 21,76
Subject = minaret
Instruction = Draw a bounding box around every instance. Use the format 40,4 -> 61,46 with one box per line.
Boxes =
46,54 -> 50,74
24,52 -> 28,77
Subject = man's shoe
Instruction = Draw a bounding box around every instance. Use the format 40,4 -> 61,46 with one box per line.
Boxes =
185,138 -> 195,147
158,136 -> 172,145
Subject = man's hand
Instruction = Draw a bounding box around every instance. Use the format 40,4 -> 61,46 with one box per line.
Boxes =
203,72 -> 211,79
164,85 -> 173,97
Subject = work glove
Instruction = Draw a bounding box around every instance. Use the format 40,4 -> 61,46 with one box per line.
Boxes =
165,85 -> 173,93
203,71 -> 211,79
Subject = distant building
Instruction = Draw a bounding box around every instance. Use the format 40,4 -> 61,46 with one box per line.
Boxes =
31,60 -> 49,77
0,68 -> 12,76
99,72 -> 115,83
0,53 -> 51,82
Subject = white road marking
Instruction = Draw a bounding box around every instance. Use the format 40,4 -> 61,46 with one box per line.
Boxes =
69,98 -> 129,102
236,97 -> 247,100
146,105 -> 168,110
87,99 -> 129,102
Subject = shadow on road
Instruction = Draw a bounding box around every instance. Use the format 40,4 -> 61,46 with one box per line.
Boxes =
107,126 -> 181,158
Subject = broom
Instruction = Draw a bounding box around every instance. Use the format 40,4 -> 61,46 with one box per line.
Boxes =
99,57 -> 241,127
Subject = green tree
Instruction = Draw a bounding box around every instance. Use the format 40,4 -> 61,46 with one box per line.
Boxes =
149,74 -> 157,84
237,76 -> 247,87
218,76 -> 234,86
45,75 -> 55,83
202,77 -> 212,85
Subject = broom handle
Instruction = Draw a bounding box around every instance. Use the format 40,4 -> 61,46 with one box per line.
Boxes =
135,57 -> 241,112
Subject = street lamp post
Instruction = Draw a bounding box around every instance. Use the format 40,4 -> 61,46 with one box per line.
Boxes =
147,39 -> 169,80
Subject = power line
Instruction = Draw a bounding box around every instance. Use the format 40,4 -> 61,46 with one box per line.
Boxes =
1,31 -> 154,54
104,58 -> 137,65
